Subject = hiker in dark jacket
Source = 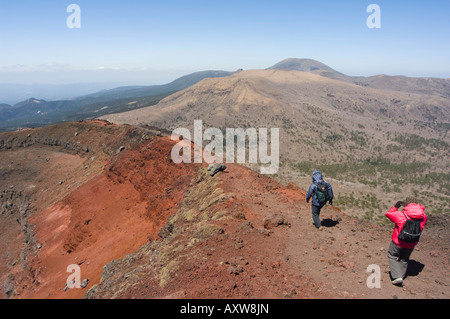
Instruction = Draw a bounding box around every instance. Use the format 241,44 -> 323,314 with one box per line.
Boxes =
306,170 -> 334,229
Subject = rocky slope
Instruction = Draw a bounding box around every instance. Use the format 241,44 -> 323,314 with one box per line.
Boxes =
0,121 -> 448,299
0,120 -> 193,298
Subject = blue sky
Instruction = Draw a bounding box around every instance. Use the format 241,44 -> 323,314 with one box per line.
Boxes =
0,0 -> 449,84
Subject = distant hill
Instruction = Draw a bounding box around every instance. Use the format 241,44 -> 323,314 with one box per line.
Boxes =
269,58 -> 338,72
268,58 -> 351,81
0,70 -> 233,131
0,103 -> 11,111
75,70 -> 233,103
268,58 -> 450,97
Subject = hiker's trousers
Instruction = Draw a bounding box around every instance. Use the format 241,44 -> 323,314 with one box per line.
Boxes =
387,241 -> 414,280
311,204 -> 325,228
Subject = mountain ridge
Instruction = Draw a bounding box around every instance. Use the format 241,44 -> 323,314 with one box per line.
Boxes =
268,58 -> 450,96
2,59 -> 449,132
0,70 -> 234,132
74,70 -> 234,103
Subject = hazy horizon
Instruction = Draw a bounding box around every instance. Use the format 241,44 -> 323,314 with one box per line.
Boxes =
1,59 -> 449,87
1,57 -> 449,104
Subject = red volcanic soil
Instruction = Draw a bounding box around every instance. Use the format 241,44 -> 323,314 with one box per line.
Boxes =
85,161 -> 449,299
0,121 -> 195,299
1,120 -> 448,299
17,136 -> 195,299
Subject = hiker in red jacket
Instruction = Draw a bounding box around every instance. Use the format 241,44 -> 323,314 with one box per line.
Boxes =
385,200 -> 427,286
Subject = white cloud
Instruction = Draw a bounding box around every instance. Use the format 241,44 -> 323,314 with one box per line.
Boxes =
37,63 -> 71,69
94,66 -> 120,71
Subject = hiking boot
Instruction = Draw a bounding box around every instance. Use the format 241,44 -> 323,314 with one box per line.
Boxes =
391,278 -> 403,286
312,222 -> 322,230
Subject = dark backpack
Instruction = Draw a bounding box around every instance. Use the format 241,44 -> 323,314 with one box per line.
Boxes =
314,181 -> 330,204
398,212 -> 422,243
